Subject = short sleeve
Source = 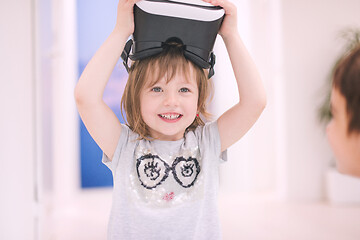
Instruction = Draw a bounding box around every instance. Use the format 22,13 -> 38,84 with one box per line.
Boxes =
195,120 -> 227,163
102,124 -> 133,172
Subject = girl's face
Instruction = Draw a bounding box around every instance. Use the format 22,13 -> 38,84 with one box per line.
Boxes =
326,87 -> 360,177
140,66 -> 199,141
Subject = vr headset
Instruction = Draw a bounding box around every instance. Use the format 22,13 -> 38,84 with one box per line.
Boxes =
121,0 -> 225,78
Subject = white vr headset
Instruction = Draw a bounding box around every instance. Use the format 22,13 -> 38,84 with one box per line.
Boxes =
121,0 -> 225,78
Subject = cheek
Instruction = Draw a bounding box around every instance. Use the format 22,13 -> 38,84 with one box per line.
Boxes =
187,96 -> 199,114
326,121 -> 342,156
139,95 -> 145,115
326,120 -> 352,172
139,94 -> 152,119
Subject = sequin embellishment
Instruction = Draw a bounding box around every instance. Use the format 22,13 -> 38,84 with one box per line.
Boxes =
136,154 -> 170,189
172,157 -> 200,188
163,192 -> 175,201
136,154 -> 200,190
129,140 -> 204,208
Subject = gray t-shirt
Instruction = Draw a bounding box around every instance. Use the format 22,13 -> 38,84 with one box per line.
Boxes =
102,120 -> 227,240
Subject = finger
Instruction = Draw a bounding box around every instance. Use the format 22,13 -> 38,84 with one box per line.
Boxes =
121,0 -> 139,9
203,0 -> 231,14
202,0 -> 220,7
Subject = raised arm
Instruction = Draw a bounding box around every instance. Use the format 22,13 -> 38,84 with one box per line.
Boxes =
74,0 -> 138,159
203,0 -> 267,152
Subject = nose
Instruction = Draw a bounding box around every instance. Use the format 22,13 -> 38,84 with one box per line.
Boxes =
163,91 -> 179,107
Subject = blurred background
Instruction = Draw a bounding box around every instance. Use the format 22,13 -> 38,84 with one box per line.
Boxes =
1,0 -> 360,239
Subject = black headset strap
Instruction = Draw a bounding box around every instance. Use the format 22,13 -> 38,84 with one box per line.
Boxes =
121,39 -> 133,72
208,52 -> 216,79
129,42 -> 163,60
121,39 -> 216,78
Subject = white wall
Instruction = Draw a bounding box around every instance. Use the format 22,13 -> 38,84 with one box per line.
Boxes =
0,1 -> 36,239
50,0 -> 79,206
281,0 -> 360,201
40,0 -> 80,238
215,0 -> 360,202
215,0 -> 281,195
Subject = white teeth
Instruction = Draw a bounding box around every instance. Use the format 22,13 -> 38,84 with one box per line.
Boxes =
160,114 -> 180,120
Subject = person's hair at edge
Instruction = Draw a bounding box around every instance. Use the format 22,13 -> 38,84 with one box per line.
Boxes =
121,42 -> 213,140
332,43 -> 360,135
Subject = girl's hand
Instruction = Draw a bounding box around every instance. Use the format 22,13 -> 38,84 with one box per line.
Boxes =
202,0 -> 238,40
114,0 -> 140,37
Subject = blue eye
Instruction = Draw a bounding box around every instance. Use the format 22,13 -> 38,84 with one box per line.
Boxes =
152,87 -> 162,92
179,88 -> 190,93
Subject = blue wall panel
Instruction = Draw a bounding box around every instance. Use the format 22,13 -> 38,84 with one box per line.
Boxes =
77,0 -> 128,188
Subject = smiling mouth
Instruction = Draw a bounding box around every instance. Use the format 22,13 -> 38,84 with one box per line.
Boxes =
158,113 -> 182,120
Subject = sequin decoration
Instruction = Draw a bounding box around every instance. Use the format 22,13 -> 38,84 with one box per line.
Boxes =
172,157 -> 200,188
136,154 -> 170,189
163,192 -> 175,201
128,139 -> 204,208
136,154 -> 200,190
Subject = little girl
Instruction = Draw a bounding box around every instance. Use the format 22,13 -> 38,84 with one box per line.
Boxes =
75,0 -> 266,239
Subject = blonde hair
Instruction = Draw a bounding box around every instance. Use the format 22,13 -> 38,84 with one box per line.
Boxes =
121,42 -> 213,139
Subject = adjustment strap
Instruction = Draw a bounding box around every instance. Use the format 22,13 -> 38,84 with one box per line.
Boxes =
121,39 -> 133,72
121,39 -> 216,78
208,52 -> 216,79
184,45 -> 210,69
129,41 -> 163,61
